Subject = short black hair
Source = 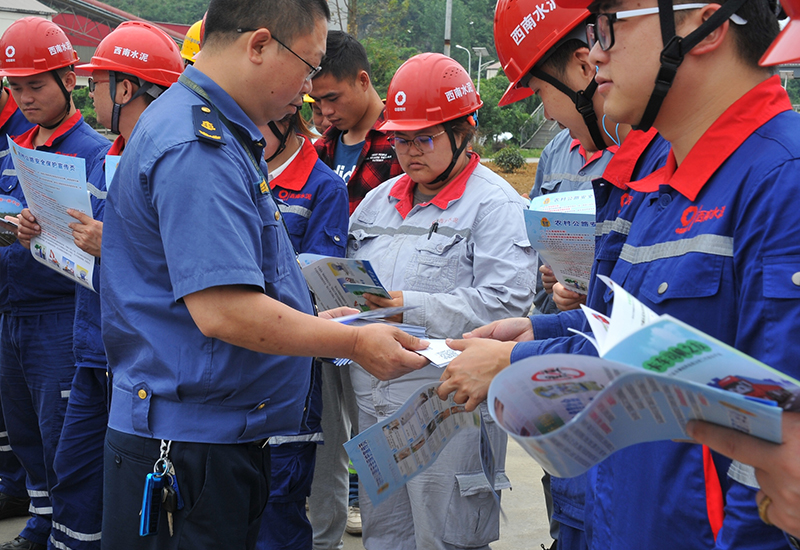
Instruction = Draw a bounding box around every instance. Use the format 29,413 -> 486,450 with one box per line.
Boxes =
204,0 -> 330,48
714,0 -> 779,66
313,30 -> 370,82
540,39 -> 586,80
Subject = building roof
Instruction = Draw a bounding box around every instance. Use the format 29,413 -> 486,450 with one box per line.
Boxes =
0,0 -> 56,15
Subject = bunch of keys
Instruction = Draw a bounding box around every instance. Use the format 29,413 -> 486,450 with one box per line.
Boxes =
139,440 -> 184,537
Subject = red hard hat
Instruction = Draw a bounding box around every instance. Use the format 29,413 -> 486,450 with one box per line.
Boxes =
76,21 -> 183,87
0,17 -> 79,77
380,53 -> 482,131
495,0 -> 590,106
553,0 -> 591,8
761,0 -> 800,65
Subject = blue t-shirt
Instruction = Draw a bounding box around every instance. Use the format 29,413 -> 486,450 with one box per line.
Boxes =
102,66 -> 315,444
332,133 -> 363,183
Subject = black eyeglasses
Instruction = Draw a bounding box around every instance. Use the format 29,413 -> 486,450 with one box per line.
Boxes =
87,77 -> 108,93
387,131 -> 446,154
586,3 -> 746,51
237,28 -> 322,80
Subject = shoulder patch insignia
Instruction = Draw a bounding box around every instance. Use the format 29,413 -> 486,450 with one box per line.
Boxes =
192,105 -> 226,146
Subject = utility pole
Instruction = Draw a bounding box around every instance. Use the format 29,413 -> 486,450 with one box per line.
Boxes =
444,0 -> 452,56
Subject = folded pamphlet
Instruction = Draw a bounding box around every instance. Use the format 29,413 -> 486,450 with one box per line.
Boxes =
487,276 -> 798,478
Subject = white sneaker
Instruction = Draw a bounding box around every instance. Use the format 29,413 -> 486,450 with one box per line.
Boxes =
346,505 -> 362,536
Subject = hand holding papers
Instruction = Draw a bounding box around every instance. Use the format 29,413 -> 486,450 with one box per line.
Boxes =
487,276 -> 799,478
298,254 -> 392,311
8,143 -> 97,291
525,190 -> 596,295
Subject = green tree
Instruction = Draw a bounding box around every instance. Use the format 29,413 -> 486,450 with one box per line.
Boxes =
362,37 -> 419,98
475,73 -> 540,147
102,0 -> 206,25
786,78 -> 800,106
73,87 -> 98,129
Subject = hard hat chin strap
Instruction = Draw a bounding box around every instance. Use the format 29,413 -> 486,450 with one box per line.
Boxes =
429,120 -> 470,186
265,121 -> 289,163
109,71 -> 162,135
529,68 -> 607,151
40,70 -> 72,130
634,0 -> 749,131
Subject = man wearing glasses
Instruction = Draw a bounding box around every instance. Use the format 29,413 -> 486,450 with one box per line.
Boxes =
554,0 -> 800,548
99,1 -> 429,548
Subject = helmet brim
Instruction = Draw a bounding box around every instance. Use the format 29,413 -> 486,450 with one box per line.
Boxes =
760,19 -> 800,65
499,80 -> 534,107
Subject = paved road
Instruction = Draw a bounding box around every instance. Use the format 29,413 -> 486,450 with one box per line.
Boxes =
0,440 -> 552,549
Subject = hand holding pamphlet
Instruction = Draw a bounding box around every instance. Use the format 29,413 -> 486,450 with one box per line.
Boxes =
487,276 -> 799,478
297,253 -> 392,311
525,189 -> 596,295
8,143 -> 97,290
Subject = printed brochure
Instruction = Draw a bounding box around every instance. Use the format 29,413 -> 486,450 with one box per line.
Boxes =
297,253 -> 391,311
525,189 -> 595,295
9,143 -> 96,291
344,383 -> 481,506
487,276 -> 798,478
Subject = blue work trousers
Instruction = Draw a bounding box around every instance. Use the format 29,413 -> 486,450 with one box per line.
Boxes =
0,311 -> 75,546
49,366 -> 109,550
0,389 -> 27,498
257,442 -> 317,550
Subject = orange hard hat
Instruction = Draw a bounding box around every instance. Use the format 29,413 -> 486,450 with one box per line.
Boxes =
380,52 -> 482,131
0,17 -> 79,77
77,21 -> 183,87
494,0 -> 590,106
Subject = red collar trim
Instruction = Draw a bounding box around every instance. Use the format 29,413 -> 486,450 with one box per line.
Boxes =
629,76 -> 791,199
601,128 -> 661,190
0,89 -> 19,130
108,135 -> 126,156
14,110 -> 83,149
570,138 -> 618,169
269,137 -> 317,192
390,153 -> 480,219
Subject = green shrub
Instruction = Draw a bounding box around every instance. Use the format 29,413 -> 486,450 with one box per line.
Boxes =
470,140 -> 486,158
494,146 -> 525,173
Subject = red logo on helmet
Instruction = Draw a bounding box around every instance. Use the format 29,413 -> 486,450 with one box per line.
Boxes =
676,205 -> 725,234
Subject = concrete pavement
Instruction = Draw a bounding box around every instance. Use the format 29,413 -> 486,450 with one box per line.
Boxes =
0,440 -> 553,549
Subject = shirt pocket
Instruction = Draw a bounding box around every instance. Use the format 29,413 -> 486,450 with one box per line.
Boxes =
404,232 -> 464,293
348,227 -> 379,256
258,195 -> 290,284
638,253 -> 724,305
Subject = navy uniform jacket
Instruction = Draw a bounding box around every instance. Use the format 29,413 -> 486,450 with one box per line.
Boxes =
102,66 -> 315,444
517,129 -> 670,539
515,77 -> 798,550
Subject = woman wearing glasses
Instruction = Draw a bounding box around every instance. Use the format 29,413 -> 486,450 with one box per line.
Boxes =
346,52 -> 537,550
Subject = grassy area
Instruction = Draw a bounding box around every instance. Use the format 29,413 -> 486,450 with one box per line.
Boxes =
519,148 -> 543,158
483,148 -> 542,160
